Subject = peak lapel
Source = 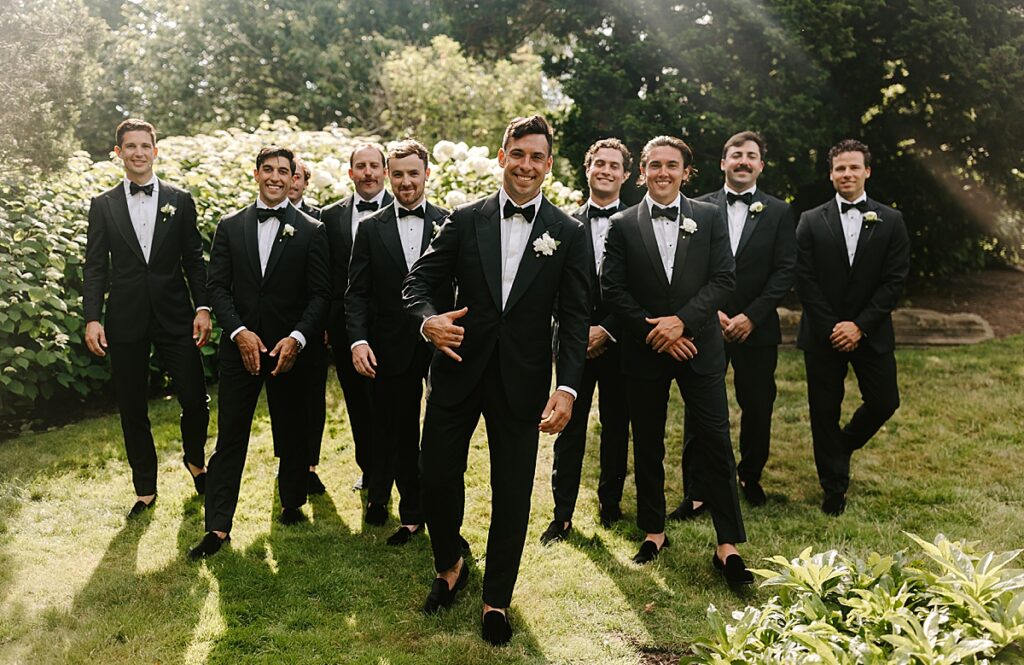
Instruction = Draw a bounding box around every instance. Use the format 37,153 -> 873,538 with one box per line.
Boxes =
107,186 -> 147,264
262,205 -> 296,283
377,207 -> 409,273
823,202 -> 851,273
241,206 -> 263,282
149,180 -> 174,261
850,199 -> 881,274
422,203 -> 443,255
637,202 -> 671,290
475,193 -> 503,312
669,197 -> 694,291
504,199 -> 560,313
734,190 -> 762,258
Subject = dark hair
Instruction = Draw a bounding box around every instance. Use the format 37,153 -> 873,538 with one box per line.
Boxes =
388,139 -> 429,169
349,142 -> 387,167
293,157 -> 311,181
502,115 -> 553,155
115,119 -> 156,147
637,135 -> 694,186
584,138 -> 633,173
827,139 -> 871,169
722,131 -> 766,160
255,145 -> 295,173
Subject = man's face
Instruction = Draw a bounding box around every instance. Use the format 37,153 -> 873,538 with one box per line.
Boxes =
288,167 -> 309,204
254,156 -> 293,206
349,147 -> 386,200
829,150 -> 871,200
498,133 -> 552,203
114,130 -> 157,181
721,140 -> 764,191
641,145 -> 690,204
586,147 -> 627,201
388,154 -> 428,208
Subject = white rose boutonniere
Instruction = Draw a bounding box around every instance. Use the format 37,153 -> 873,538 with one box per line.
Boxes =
533,232 -> 560,256
432,221 -> 442,238
282,223 -> 296,237
863,211 -> 880,226
160,203 -> 176,220
680,218 -> 698,235
749,201 -> 765,214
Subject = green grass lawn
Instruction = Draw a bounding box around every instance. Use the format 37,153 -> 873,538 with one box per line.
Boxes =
0,337 -> 1022,664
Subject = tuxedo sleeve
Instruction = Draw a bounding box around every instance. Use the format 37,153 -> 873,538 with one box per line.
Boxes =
554,223 -> 590,392
178,192 -> 209,309
295,224 -> 331,342
795,212 -> 839,340
743,205 -> 796,327
675,208 -> 735,333
853,212 -> 910,336
82,197 -> 109,323
208,219 -> 244,336
403,212 -> 458,321
344,221 -> 372,344
601,216 -> 653,340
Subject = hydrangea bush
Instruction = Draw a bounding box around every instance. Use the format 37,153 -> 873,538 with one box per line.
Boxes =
0,117 -> 583,415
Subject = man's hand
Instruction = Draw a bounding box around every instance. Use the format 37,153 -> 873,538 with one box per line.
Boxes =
269,336 -> 300,376
724,313 -> 754,343
830,321 -> 862,352
645,315 -> 684,352
193,310 -> 213,347
85,321 -> 108,357
235,329 -> 267,375
422,307 -> 469,362
586,325 -> 610,359
351,344 -> 377,378
718,310 -> 730,331
539,390 -> 574,434
664,336 -> 698,362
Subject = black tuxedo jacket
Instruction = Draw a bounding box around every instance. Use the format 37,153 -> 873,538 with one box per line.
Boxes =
83,180 -> 207,343
208,203 -> 330,360
573,201 -> 628,339
345,202 -> 453,376
601,197 -> 735,378
695,188 -> 796,346
321,192 -> 394,344
297,199 -> 321,220
402,193 -> 591,420
795,197 -> 910,354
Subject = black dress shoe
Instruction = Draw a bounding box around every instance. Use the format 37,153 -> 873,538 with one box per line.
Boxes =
539,520 -> 571,545
386,525 -> 423,546
667,499 -> 706,521
422,560 -> 468,614
279,507 -> 307,525
481,609 -> 513,646
307,471 -> 326,496
189,532 -> 229,560
740,480 -> 767,507
599,503 -> 623,527
821,493 -> 847,516
183,457 -> 206,495
365,502 -> 387,526
631,535 -> 670,564
127,495 -> 156,518
712,552 -> 755,585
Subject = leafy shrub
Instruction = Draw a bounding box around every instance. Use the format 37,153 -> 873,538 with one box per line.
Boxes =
691,533 -> 1024,664
0,117 -> 583,416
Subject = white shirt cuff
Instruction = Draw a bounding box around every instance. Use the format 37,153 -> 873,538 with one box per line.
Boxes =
556,386 -> 577,399
350,340 -> 368,350
598,325 -> 616,343
229,326 -> 246,341
419,315 -> 438,342
196,306 -> 211,313
289,331 -> 306,350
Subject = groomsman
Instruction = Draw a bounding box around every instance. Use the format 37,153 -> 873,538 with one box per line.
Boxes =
346,139 -> 452,542
189,146 -> 330,558
289,157 -> 322,219
83,119 -> 210,516
321,144 -> 393,491
601,135 -> 753,584
676,131 -> 795,515
403,116 -> 590,645
796,139 -> 909,516
541,138 -> 632,545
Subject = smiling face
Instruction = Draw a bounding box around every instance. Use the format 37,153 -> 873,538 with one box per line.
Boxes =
349,146 -> 387,200
288,164 -> 309,204
114,129 -> 157,184
254,156 -> 293,207
586,147 -> 627,204
641,145 -> 690,205
498,133 -> 553,204
388,153 -> 428,208
721,140 -> 764,191
829,150 -> 871,201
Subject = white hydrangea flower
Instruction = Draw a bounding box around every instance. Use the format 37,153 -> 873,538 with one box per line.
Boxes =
468,145 -> 490,159
432,140 -> 457,163
451,142 -> 469,161
466,155 -> 494,177
445,190 -> 468,208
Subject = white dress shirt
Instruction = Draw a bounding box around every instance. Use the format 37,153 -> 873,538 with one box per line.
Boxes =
645,193 -> 682,281
498,188 -> 541,308
123,176 -> 159,263
587,198 -> 618,273
836,192 -> 867,266
395,199 -> 426,271
724,185 -> 756,256
351,190 -> 388,241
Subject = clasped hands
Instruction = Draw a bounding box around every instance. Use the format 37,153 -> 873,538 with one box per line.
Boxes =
830,321 -> 862,352
718,310 -> 754,343
645,315 -> 697,361
235,330 -> 299,376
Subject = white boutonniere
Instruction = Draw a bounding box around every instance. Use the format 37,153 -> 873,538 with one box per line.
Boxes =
432,221 -> 442,238
749,201 -> 765,214
282,223 -> 296,237
680,217 -> 698,235
160,203 -> 176,219
863,211 -> 880,226
533,232 -> 560,256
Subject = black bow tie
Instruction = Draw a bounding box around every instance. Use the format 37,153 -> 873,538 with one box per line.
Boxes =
129,182 -> 154,197
356,200 -> 379,213
256,207 -> 284,223
727,191 -> 753,206
503,201 -> 536,223
398,206 -> 425,219
840,201 -> 870,214
588,205 -> 617,220
651,205 -> 678,221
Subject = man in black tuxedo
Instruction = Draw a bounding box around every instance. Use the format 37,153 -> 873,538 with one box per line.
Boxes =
189,146 -> 330,558
83,119 -> 210,516
601,135 -> 753,584
676,131 -> 796,515
403,116 -> 590,645
796,139 -> 909,516
321,143 -> 393,492
289,157 -> 322,219
541,138 -> 632,545
346,139 -> 452,543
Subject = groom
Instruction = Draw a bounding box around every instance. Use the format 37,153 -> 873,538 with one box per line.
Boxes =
402,115 -> 590,645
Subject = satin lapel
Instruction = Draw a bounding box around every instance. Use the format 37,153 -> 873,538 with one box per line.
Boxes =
262,205 -> 295,283
107,186 -> 146,264
575,204 -> 599,282
504,199 -> 559,313
850,199 -> 880,274
734,190 -> 762,258
713,189 -> 731,248
341,196 -> 355,249
669,196 -> 694,290
421,203 -> 443,255
475,193 -> 503,312
149,181 -> 174,261
637,202 -> 670,290
823,202 -> 851,272
378,207 -> 408,273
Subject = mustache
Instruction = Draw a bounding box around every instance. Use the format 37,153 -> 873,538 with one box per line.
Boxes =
732,165 -> 753,173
